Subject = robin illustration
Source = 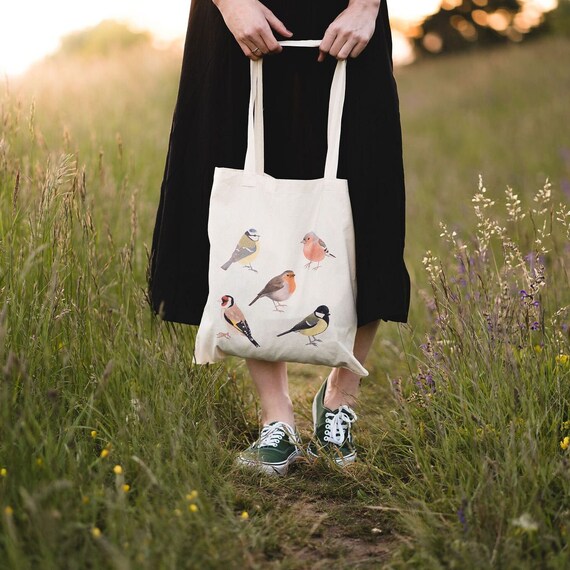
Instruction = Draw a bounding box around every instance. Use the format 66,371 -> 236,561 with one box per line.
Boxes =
217,295 -> 260,347
301,232 -> 336,270
249,270 -> 297,312
221,228 -> 260,272
276,305 -> 330,347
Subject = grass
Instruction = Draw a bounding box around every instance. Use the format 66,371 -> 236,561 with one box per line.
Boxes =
0,36 -> 569,568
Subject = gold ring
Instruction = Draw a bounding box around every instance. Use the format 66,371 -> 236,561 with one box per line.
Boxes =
252,47 -> 261,54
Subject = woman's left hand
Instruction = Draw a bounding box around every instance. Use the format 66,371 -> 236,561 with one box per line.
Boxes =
318,0 -> 381,62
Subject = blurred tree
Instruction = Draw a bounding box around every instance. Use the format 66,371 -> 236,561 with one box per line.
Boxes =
56,20 -> 152,58
415,0 -> 553,55
547,0 -> 570,36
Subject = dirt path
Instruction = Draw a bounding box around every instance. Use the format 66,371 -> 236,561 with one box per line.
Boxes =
233,363 -> 402,569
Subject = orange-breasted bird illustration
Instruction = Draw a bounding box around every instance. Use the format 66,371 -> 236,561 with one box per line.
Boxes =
301,232 -> 336,270
221,228 -> 260,272
249,270 -> 297,312
217,295 -> 260,347
276,305 -> 330,347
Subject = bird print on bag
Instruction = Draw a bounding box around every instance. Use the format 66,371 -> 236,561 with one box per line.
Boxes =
221,228 -> 260,272
276,305 -> 330,347
301,232 -> 336,270
217,295 -> 260,347
249,270 -> 297,312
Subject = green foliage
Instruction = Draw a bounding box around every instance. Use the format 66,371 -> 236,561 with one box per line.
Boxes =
415,0 -> 549,56
56,20 -> 152,59
548,0 -> 570,37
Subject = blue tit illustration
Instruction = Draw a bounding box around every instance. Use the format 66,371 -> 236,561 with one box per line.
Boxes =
221,228 -> 260,272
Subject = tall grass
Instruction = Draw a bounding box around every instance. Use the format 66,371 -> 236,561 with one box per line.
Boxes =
362,176 -> 570,568
0,76 -> 276,568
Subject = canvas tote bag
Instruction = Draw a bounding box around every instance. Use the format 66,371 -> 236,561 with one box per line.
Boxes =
194,40 -> 368,377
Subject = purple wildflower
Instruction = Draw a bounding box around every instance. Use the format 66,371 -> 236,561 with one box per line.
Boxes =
457,498 -> 468,533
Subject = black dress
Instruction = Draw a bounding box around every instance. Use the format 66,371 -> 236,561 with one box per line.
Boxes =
147,0 -> 411,327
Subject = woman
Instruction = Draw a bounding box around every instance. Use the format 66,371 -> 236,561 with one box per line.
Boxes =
148,0 -> 411,475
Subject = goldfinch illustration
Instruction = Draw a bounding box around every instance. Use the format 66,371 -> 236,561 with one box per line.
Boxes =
301,232 -> 336,270
221,228 -> 260,272
276,305 -> 330,347
217,295 -> 260,347
249,270 -> 297,312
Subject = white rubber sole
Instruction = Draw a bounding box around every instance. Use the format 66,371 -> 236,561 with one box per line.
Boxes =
235,449 -> 303,476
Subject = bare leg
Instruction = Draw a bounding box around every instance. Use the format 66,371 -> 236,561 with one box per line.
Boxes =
245,359 -> 295,427
323,320 -> 380,410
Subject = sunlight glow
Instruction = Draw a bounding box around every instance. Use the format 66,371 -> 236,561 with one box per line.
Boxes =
0,0 -> 560,75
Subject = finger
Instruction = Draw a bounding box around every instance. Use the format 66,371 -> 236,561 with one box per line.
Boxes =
262,7 -> 293,40
328,33 -> 350,59
337,38 -> 359,60
319,26 -> 338,57
239,39 -> 262,61
250,32 -> 271,55
258,28 -> 283,55
349,39 -> 369,59
317,31 -> 338,62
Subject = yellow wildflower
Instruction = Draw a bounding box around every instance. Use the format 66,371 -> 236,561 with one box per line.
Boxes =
173,508 -> 182,517
240,511 -> 249,520
4,506 -> 14,516
90,430 -> 97,438
91,527 -> 102,539
82,496 -> 90,505
555,354 -> 569,366
562,420 -> 570,430
186,490 -> 198,501
188,504 -> 198,513
0,468 -> 6,477
533,344 -> 543,354
122,484 -> 130,493
113,465 -> 123,475
560,436 -> 570,450
100,449 -> 109,458
36,458 -> 43,467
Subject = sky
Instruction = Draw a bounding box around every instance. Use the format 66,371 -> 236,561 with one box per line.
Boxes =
0,0 -> 557,75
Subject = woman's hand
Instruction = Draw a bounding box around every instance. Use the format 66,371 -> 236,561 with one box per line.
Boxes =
318,0 -> 381,62
213,0 -> 293,61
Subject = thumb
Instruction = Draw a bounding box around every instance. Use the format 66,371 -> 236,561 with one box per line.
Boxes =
262,8 -> 293,38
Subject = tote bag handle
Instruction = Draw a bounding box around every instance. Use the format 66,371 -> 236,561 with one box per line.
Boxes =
244,39 -> 347,180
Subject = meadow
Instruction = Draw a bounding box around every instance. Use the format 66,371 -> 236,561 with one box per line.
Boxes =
0,35 -> 569,568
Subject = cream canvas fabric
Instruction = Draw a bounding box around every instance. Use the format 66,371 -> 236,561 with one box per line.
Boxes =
194,40 -> 367,377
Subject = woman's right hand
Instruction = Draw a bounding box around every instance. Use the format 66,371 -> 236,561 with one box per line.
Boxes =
213,0 -> 293,60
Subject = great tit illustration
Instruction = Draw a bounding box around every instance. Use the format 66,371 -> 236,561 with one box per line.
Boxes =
276,305 -> 330,346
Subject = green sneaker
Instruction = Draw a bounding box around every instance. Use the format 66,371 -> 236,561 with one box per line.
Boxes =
235,421 -> 303,476
307,376 -> 358,466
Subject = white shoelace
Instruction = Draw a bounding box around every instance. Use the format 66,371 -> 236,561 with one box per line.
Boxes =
256,422 -> 297,448
323,405 -> 357,445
